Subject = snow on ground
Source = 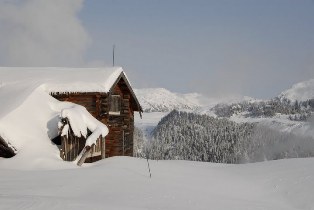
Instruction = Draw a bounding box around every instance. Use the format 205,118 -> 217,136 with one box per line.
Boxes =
0,85 -> 79,170
1,70 -> 313,209
1,156 -> 314,210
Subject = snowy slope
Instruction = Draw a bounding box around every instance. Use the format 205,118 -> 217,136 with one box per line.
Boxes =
135,80 -> 314,142
1,156 -> 314,210
134,88 -> 201,112
279,79 -> 314,102
228,79 -> 314,136
134,88 -> 256,113
136,78 -> 314,115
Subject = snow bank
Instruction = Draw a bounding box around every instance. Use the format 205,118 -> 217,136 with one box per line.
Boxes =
0,67 -> 122,169
60,105 -> 108,146
1,157 -> 314,209
0,85 -> 76,169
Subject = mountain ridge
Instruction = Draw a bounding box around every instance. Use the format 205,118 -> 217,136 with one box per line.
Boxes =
279,79 -> 314,102
135,78 -> 314,113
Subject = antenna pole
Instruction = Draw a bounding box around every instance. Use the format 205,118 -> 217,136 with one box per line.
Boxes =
113,44 -> 115,66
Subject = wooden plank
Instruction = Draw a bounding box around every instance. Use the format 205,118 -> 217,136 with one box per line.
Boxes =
77,146 -> 92,166
101,136 -> 106,159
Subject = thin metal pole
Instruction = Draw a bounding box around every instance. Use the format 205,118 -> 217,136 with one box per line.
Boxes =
113,44 -> 115,66
146,157 -> 152,178
122,130 -> 125,156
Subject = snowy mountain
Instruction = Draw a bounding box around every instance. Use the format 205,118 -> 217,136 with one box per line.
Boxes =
136,78 -> 314,115
135,79 -> 314,162
278,79 -> 314,102
135,88 -> 257,113
134,88 -> 201,112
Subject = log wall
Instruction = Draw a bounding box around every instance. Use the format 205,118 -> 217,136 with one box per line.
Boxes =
52,77 -> 136,162
59,118 -> 105,162
101,78 -> 134,157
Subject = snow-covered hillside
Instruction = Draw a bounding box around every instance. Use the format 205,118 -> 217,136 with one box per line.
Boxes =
135,79 -> 314,156
1,156 -> 314,210
136,78 -> 314,116
0,71 -> 313,209
279,79 -> 314,102
134,88 -> 201,112
135,88 -> 257,113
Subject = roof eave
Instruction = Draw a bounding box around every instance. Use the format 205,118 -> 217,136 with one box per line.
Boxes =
109,72 -> 143,114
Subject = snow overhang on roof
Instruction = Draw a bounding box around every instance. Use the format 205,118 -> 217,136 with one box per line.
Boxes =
0,66 -> 143,113
0,67 -> 124,93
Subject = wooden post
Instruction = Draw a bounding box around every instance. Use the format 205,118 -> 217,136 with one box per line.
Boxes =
96,94 -> 100,119
113,44 -> 115,66
122,130 -> 125,156
77,146 -> 92,166
101,136 -> 106,159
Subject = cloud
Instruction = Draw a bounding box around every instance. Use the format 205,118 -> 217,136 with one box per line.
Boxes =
0,0 -> 90,67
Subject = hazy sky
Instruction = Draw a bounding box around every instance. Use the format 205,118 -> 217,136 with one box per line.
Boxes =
0,0 -> 314,99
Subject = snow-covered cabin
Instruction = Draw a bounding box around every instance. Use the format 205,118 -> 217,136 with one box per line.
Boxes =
0,67 -> 142,164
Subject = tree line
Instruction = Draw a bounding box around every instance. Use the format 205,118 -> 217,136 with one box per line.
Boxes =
134,110 -> 314,163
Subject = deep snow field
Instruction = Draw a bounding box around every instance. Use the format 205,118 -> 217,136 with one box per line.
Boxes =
1,70 -> 313,210
1,156 -> 314,210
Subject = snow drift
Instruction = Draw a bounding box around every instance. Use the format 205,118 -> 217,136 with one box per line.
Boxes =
0,67 -> 123,169
1,157 -> 314,210
59,105 -> 108,147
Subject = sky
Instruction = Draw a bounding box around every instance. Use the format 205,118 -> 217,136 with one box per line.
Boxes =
0,0 -> 314,99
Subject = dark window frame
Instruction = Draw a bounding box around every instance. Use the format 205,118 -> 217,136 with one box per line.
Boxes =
109,95 -> 121,115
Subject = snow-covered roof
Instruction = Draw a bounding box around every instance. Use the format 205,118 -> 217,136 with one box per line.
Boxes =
0,67 -> 124,93
0,66 -> 143,167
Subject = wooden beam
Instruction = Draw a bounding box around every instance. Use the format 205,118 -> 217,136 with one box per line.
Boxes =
77,146 -> 92,166
101,136 -> 106,159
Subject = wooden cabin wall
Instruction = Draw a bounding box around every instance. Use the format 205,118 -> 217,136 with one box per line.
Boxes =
51,78 -> 136,160
51,93 -> 107,119
103,78 -> 135,157
59,117 -> 105,162
60,132 -> 86,161
52,93 -> 106,161
60,130 -> 104,162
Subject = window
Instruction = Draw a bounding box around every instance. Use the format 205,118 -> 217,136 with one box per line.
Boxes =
109,95 -> 121,115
